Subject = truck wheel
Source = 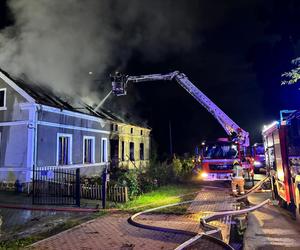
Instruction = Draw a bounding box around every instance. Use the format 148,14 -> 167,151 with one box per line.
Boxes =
295,204 -> 300,222
272,179 -> 279,200
273,184 -> 288,208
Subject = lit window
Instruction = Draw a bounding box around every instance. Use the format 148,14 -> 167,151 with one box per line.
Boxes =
57,134 -> 72,165
140,143 -> 144,160
83,136 -> 95,164
130,142 -> 134,161
101,138 -> 108,162
0,88 -> 7,110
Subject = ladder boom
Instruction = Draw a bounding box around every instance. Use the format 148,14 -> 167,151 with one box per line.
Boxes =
110,71 -> 249,146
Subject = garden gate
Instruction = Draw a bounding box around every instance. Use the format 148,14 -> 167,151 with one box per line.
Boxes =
32,167 -> 80,206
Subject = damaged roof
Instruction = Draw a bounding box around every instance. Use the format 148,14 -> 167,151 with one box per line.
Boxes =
0,68 -> 149,128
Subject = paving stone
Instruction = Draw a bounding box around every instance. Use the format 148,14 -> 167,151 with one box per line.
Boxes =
31,187 -> 234,249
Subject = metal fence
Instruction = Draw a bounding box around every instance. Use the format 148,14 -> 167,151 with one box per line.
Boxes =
32,167 -> 80,206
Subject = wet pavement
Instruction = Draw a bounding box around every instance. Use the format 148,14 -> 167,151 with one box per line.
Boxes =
31,186 -> 235,250
1,208 -> 56,232
0,207 -> 88,241
0,192 -> 94,242
244,192 -> 300,250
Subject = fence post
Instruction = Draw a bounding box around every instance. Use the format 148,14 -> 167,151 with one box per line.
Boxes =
125,186 -> 128,202
75,168 -> 80,207
32,165 -> 35,205
102,166 -> 109,209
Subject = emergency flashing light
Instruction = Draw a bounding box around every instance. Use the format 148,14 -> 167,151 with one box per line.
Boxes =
262,121 -> 279,133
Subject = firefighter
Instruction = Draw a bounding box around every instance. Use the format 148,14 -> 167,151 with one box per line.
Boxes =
231,160 -> 245,195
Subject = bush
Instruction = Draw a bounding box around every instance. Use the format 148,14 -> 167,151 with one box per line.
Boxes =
172,157 -> 182,179
181,158 -> 194,179
146,160 -> 172,186
138,172 -> 156,193
81,175 -> 102,185
108,152 -> 195,199
117,170 -> 140,199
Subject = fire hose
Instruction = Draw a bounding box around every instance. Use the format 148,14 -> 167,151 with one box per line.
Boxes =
235,176 -> 270,201
128,177 -> 272,249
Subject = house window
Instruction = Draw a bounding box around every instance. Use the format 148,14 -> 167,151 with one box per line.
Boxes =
121,141 -> 125,161
140,130 -> 143,136
83,136 -> 95,164
0,88 -> 7,110
140,143 -> 144,160
129,142 -> 134,161
110,124 -> 114,131
130,128 -> 133,134
115,124 -> 118,131
101,138 -> 108,162
57,133 -> 72,165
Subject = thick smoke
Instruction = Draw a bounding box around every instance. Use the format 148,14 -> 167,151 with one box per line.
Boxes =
0,0 -> 197,104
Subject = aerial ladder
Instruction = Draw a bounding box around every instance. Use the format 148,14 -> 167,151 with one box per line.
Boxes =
110,70 -> 249,147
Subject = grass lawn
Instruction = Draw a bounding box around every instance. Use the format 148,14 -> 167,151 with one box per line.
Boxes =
115,184 -> 200,213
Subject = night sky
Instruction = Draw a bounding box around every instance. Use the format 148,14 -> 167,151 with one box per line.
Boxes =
1,1 -> 300,157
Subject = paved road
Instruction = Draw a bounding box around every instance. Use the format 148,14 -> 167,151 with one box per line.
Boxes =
244,191 -> 300,250
30,186 -> 234,250
0,207 -> 87,241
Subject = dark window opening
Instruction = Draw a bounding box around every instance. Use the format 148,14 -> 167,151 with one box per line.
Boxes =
0,89 -> 5,108
121,141 -> 125,161
140,130 -> 143,135
110,124 -> 114,131
131,128 -> 133,134
140,143 -> 144,160
84,138 -> 93,163
58,136 -> 70,165
115,124 -> 118,131
101,139 -> 107,162
130,142 -> 134,161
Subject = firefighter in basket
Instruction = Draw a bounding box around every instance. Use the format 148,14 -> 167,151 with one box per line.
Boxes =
231,160 -> 245,195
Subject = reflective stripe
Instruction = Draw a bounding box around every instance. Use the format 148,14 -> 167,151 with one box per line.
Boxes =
233,165 -> 243,178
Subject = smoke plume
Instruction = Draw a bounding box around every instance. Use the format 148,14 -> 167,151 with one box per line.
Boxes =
0,0 -> 197,104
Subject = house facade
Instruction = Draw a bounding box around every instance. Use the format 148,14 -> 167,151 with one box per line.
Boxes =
110,123 -> 151,169
0,70 -> 151,183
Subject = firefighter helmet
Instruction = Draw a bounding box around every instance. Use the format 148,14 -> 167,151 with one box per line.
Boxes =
233,160 -> 240,166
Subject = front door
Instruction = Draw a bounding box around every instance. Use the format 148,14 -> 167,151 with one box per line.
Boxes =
110,139 -> 119,167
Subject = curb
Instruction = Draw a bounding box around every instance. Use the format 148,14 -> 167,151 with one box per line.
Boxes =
0,203 -> 99,213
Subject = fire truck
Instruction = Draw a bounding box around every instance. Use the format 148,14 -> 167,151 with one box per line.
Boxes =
263,110 -> 300,219
251,143 -> 265,173
194,138 -> 241,181
110,71 -> 250,181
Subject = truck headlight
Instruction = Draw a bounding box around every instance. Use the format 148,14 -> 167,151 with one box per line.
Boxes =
254,161 -> 262,167
201,172 -> 208,178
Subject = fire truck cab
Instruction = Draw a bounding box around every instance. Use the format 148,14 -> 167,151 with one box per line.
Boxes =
251,143 -> 266,173
263,111 -> 300,218
195,139 -> 239,181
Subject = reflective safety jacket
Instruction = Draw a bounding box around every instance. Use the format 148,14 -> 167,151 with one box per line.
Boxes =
233,164 -> 244,179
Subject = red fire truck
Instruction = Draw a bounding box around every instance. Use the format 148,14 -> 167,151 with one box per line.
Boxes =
194,138 -> 240,181
251,143 -> 266,173
263,110 -> 300,219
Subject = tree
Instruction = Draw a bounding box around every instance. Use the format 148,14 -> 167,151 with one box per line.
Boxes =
282,58 -> 300,85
